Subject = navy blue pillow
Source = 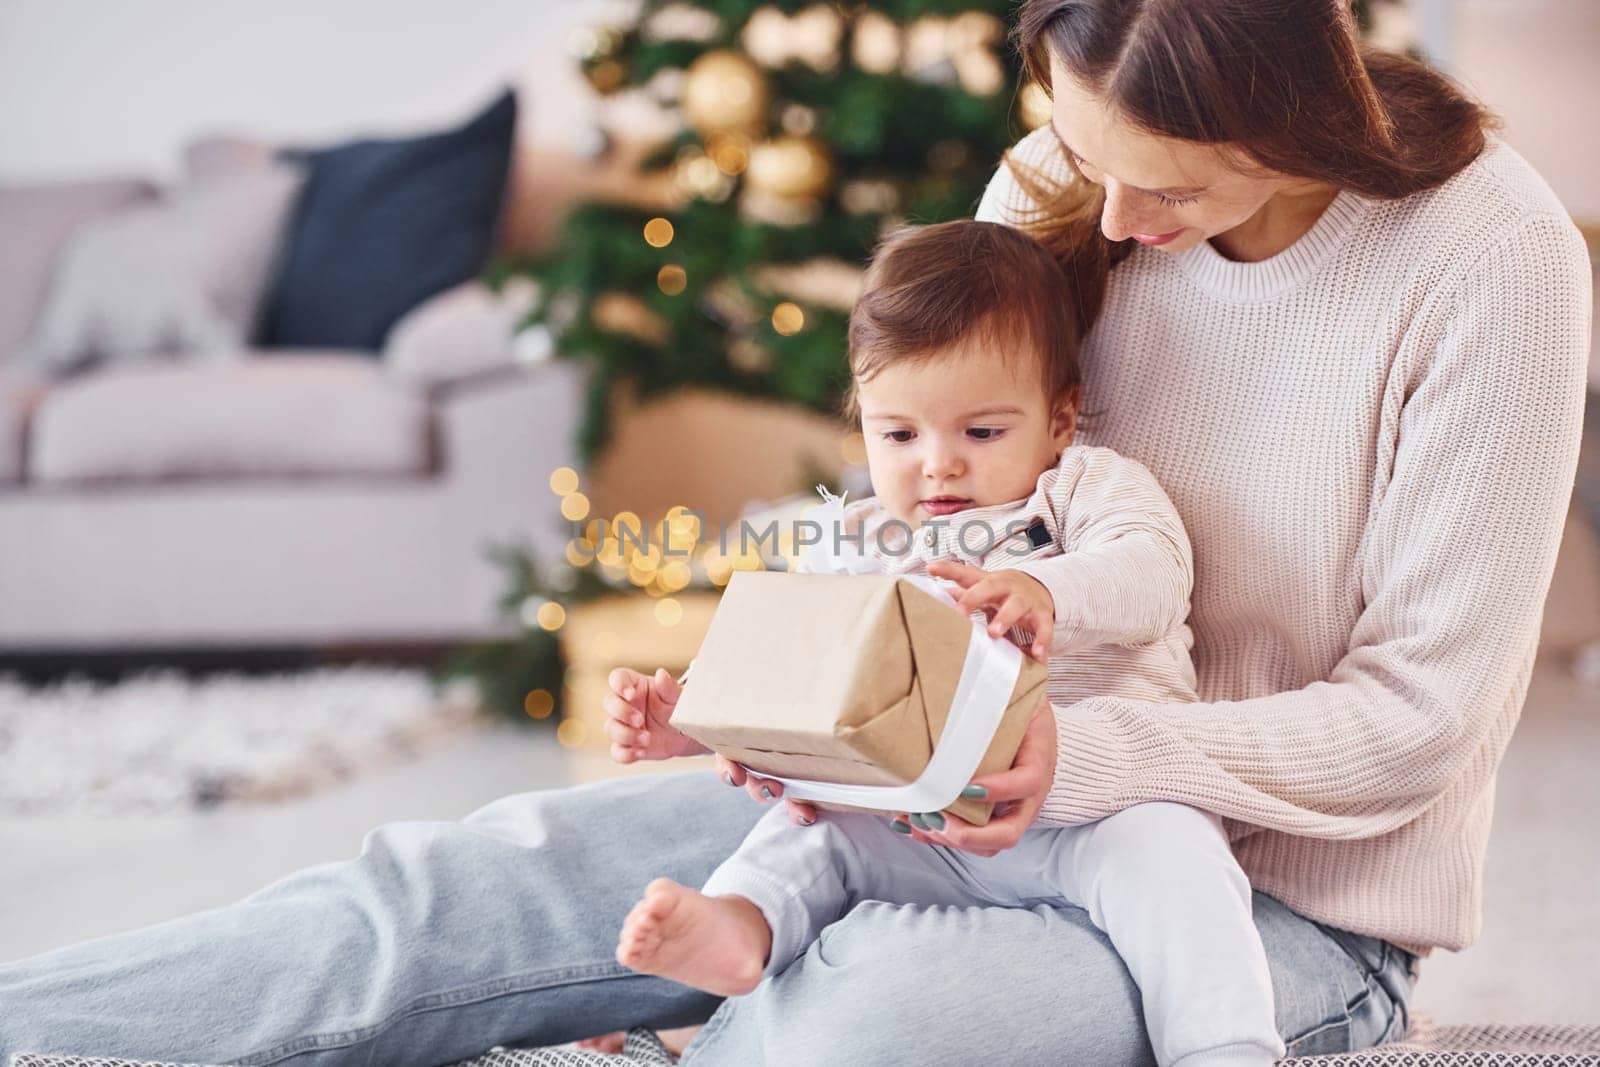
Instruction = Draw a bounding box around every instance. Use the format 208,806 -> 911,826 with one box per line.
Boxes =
259,89 -> 517,351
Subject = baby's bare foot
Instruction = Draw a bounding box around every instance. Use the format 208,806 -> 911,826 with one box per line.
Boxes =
616,878 -> 771,997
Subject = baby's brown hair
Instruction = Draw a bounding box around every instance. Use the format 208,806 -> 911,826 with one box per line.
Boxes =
844,219 -> 1101,422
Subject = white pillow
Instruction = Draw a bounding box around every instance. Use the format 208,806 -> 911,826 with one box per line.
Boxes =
20,162 -> 303,373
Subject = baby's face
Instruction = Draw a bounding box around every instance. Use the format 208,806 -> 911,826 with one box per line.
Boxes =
856,339 -> 1076,528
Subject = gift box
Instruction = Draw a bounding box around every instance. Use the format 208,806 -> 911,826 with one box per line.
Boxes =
669,570 -> 1048,825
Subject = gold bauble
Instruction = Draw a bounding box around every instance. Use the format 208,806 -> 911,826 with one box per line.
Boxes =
745,135 -> 832,200
682,50 -> 770,136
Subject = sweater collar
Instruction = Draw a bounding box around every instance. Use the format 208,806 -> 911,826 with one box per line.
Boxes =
1169,188 -> 1371,302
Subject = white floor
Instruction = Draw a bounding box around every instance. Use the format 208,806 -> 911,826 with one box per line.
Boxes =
1,656 -> 1596,1027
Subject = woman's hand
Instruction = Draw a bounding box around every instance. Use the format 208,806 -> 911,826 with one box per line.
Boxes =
717,755 -> 818,827
926,560 -> 1054,664
604,667 -> 710,763
891,696 -> 1058,857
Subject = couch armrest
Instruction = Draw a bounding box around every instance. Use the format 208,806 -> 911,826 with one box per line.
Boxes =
383,279 -> 541,390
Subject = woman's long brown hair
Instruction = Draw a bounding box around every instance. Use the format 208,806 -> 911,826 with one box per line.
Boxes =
1006,0 -> 1495,326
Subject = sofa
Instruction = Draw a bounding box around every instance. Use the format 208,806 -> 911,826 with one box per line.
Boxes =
0,92 -> 586,651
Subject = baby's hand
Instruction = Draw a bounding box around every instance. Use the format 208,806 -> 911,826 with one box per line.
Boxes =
924,561 -> 1054,665
604,667 -> 711,763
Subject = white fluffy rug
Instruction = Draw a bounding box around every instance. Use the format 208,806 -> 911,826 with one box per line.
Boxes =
0,667 -> 481,815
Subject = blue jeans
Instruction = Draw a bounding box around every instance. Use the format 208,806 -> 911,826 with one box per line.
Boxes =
0,771 -> 1414,1066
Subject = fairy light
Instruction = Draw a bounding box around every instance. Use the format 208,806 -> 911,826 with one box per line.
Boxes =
643,217 -> 675,248
548,467 -> 580,495
536,602 -> 567,631
523,689 -> 555,719
771,302 -> 805,335
560,492 -> 591,521
658,264 -> 687,296
655,597 -> 683,627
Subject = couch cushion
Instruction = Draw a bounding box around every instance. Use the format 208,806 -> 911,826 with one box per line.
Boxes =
257,89 -> 517,352
0,178 -> 157,363
28,355 -> 431,485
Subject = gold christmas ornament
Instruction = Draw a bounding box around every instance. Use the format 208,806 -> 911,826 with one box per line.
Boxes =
901,13 -> 1005,95
742,4 -> 843,71
851,11 -> 902,74
682,50 -> 770,136
745,135 -> 832,200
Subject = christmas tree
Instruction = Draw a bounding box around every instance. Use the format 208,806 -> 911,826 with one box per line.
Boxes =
504,0 -> 1044,459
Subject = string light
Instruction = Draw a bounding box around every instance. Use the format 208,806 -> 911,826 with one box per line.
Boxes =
560,492 -> 590,521
658,265 -> 687,296
655,597 -> 684,626
548,467 -> 580,495
643,217 -> 675,247
557,718 -> 588,747
523,689 -> 555,719
536,602 -> 567,631
772,302 -> 805,335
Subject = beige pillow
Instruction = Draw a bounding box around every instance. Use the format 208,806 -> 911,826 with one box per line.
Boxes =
21,162 -> 303,372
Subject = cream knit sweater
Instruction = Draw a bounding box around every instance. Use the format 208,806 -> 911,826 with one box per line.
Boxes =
977,128 -> 1592,953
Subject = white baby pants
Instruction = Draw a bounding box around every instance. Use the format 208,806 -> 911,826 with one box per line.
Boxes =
702,800 -> 1285,1067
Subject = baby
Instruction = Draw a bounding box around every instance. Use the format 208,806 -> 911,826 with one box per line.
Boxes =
604,220 -> 1284,1067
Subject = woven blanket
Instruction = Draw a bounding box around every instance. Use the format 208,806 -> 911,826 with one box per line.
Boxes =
13,1022 -> 1600,1066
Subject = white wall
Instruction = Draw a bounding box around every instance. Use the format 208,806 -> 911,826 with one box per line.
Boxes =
0,0 -> 626,183
1449,0 -> 1600,221
0,0 -> 1594,220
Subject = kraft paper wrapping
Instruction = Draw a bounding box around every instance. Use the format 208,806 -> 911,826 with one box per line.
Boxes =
669,571 -> 1048,825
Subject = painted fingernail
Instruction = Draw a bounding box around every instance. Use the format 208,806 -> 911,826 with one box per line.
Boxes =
890,819 -> 912,834
908,812 -> 928,830
760,786 -> 774,800
923,812 -> 946,831
960,784 -> 988,799
797,815 -> 814,827
722,771 -> 736,786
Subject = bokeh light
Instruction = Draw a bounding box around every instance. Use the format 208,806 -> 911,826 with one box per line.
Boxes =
643,217 -> 675,247
658,264 -> 688,296
771,302 -> 805,335
548,467 -> 580,495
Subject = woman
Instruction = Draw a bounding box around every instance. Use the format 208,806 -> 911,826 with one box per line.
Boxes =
1,2 -> 1588,1064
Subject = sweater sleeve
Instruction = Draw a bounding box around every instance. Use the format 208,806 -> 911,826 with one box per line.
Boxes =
1011,451 -> 1194,653
1038,212 -> 1593,838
